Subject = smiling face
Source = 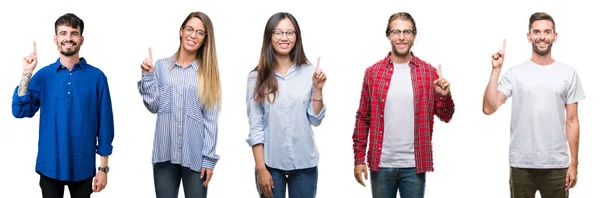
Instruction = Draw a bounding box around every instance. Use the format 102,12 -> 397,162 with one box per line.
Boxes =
271,17 -> 296,56
180,17 -> 206,54
528,19 -> 557,56
54,25 -> 83,57
387,19 -> 415,58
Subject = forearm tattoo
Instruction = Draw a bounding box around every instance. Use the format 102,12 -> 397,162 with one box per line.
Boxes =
18,72 -> 32,96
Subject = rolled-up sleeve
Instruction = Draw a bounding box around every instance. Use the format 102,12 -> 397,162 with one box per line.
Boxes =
12,73 -> 42,118
245,73 -> 266,147
307,88 -> 326,126
97,75 -> 115,156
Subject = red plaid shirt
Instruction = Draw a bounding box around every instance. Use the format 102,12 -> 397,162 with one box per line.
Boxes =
352,52 -> 455,173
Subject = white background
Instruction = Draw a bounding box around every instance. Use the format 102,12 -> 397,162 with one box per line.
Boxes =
0,0 -> 597,197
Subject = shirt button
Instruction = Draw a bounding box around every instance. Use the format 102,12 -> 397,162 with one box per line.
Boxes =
68,82 -> 71,85
178,146 -> 182,149
67,92 -> 70,94
380,115 -> 383,118
381,99 -> 384,102
69,73 -> 72,75
179,107 -> 182,110
390,69 -> 393,71
179,93 -> 182,96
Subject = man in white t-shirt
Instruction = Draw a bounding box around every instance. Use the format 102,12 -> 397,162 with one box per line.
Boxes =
482,12 -> 585,198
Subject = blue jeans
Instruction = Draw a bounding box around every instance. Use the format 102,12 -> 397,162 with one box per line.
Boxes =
255,166 -> 318,198
153,161 -> 207,198
370,167 -> 426,198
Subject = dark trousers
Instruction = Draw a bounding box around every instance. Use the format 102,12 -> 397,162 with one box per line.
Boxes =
153,161 -> 208,198
254,166 -> 318,198
510,167 -> 569,198
39,173 -> 93,198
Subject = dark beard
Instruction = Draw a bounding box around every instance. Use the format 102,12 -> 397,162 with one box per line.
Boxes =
532,42 -> 552,56
60,41 -> 79,56
61,50 -> 77,57
391,44 -> 411,57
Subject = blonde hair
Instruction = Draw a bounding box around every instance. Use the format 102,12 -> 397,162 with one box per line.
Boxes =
173,11 -> 221,111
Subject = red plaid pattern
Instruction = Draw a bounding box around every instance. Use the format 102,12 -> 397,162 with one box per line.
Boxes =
352,52 -> 455,173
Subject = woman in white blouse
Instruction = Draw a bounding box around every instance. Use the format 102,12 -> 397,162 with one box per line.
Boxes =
246,12 -> 328,198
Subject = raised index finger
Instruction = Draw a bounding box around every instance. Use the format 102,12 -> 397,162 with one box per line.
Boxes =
148,47 -> 153,60
437,64 -> 442,78
33,40 -> 37,55
502,39 -> 506,51
316,56 -> 321,70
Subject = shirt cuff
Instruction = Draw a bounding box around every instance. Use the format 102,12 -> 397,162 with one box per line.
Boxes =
142,72 -> 155,80
245,134 -> 264,147
436,92 -> 452,101
307,103 -> 326,119
202,157 -> 218,169
13,86 -> 31,103
96,144 -> 113,156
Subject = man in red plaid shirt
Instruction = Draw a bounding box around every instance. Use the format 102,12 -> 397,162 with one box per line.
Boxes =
352,12 -> 455,198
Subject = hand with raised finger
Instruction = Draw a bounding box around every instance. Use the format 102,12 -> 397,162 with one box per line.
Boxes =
433,64 -> 450,96
491,39 -> 507,69
141,47 -> 154,73
312,57 -> 326,90
23,41 -> 38,73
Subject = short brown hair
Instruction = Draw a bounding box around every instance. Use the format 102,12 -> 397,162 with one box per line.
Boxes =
529,12 -> 555,32
386,12 -> 417,36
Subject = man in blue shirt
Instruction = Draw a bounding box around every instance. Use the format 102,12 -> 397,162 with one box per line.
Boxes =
12,13 -> 114,198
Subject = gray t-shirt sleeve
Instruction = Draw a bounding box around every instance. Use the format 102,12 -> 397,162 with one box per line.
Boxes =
497,68 -> 513,100
566,71 -> 585,104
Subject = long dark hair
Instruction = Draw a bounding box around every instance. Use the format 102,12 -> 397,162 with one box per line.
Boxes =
252,12 -> 309,103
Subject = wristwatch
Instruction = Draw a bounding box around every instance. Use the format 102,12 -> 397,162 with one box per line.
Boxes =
98,166 -> 110,173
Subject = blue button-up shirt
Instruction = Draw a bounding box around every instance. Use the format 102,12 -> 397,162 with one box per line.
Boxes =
246,64 -> 326,171
137,57 -> 220,171
12,58 -> 115,181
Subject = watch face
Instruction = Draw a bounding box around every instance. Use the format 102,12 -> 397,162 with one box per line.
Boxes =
99,167 -> 109,173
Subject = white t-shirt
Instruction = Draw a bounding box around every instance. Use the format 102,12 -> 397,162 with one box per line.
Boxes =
380,62 -> 416,168
498,60 -> 585,169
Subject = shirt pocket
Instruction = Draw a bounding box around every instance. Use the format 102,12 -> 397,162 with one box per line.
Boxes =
186,85 -> 203,122
158,84 -> 174,115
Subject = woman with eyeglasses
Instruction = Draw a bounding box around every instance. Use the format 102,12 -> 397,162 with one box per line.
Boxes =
245,12 -> 328,198
137,11 -> 221,198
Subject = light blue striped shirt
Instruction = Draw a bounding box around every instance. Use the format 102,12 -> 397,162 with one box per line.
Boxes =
138,56 -> 220,171
246,64 -> 326,171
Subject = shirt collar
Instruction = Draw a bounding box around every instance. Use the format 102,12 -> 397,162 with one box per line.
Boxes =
169,56 -> 199,71
54,57 -> 88,71
384,51 -> 419,68
274,63 -> 299,78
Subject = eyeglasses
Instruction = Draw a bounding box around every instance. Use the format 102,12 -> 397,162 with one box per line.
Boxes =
389,29 -> 415,37
273,30 -> 296,40
183,26 -> 206,37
